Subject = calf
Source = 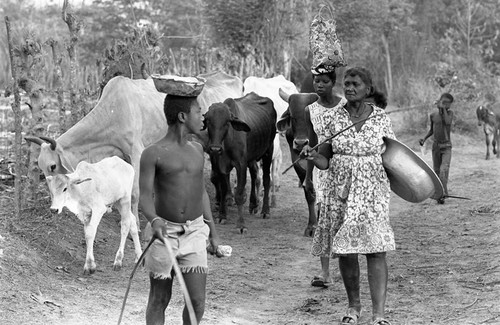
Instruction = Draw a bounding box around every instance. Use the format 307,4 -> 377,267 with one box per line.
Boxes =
204,92 -> 277,233
476,105 -> 500,159
47,156 -> 142,274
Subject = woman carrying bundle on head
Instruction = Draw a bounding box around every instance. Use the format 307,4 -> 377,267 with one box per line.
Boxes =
302,65 -> 395,325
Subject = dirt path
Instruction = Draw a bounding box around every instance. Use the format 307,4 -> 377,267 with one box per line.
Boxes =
1,133 -> 499,325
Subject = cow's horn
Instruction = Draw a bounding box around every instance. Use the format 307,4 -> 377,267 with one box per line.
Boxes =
279,88 -> 290,103
39,136 -> 57,150
24,136 -> 44,146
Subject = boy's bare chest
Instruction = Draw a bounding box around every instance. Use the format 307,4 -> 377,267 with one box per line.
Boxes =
156,147 -> 202,175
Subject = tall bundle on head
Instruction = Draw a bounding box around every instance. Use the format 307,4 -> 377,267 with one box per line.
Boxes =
309,4 -> 346,75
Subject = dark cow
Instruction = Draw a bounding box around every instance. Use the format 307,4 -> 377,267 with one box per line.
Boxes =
476,105 -> 500,159
203,92 -> 277,233
276,88 -> 319,236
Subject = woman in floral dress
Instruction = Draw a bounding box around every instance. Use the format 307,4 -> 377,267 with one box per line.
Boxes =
306,69 -> 347,288
302,66 -> 395,325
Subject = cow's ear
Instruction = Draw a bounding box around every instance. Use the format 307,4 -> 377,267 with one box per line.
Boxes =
73,178 -> 92,185
276,116 -> 291,132
230,117 -> 251,132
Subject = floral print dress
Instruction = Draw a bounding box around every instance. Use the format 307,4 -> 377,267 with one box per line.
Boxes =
310,104 -> 396,257
308,98 -> 347,204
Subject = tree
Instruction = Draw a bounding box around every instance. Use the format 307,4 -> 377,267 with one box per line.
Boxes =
5,16 -> 23,217
446,0 -> 500,62
203,0 -> 311,79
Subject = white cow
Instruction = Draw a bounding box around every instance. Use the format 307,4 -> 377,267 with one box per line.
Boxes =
25,72 -> 244,229
243,75 -> 298,206
243,75 -> 299,117
47,156 -> 142,275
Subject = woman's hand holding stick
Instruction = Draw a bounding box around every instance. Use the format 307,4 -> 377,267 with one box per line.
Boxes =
282,115 -> 375,175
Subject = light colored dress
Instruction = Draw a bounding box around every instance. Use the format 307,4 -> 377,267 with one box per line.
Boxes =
308,98 -> 347,204
311,103 -> 396,257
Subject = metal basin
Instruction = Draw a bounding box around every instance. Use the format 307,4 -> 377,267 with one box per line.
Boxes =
382,137 -> 444,203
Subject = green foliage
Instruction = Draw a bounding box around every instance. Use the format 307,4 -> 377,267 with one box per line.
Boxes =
203,0 -> 271,57
101,25 -> 169,86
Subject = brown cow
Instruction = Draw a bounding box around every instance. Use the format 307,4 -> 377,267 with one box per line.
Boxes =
203,92 -> 277,234
476,105 -> 500,159
276,89 -> 320,237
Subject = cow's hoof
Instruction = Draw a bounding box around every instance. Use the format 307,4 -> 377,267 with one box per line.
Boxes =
239,227 -> 247,234
226,197 -> 234,206
304,225 -> 316,237
261,212 -> 270,219
83,267 -> 96,275
112,263 -> 122,271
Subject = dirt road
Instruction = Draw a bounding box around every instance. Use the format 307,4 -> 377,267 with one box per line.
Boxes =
1,133 -> 499,325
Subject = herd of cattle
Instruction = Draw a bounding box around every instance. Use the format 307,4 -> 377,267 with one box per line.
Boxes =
23,72 -> 500,274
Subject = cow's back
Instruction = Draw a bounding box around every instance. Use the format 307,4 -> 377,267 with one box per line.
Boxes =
243,75 -> 298,117
75,156 -> 134,203
198,71 -> 243,114
229,93 -> 277,161
58,77 -> 166,167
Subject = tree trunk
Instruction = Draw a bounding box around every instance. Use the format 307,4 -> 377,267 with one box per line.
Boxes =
5,16 -> 23,217
62,0 -> 82,128
48,38 -> 66,133
381,34 -> 393,96
19,78 -> 45,201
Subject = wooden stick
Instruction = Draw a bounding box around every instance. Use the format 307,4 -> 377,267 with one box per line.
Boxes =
117,237 -> 155,325
281,115 -> 373,175
163,235 -> 198,325
281,105 -> 429,175
117,236 -> 198,325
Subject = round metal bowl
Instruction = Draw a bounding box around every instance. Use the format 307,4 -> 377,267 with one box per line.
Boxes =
382,137 -> 444,203
151,74 -> 206,97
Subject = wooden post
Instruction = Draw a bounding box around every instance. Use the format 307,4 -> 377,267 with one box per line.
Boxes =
62,0 -> 82,127
48,38 -> 66,133
5,16 -> 23,217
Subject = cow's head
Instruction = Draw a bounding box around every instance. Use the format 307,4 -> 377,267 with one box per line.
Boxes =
277,88 -> 318,152
46,174 -> 92,214
202,101 -> 250,155
24,136 -> 71,176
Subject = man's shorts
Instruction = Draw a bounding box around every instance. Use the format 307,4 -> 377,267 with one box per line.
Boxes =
144,216 -> 210,280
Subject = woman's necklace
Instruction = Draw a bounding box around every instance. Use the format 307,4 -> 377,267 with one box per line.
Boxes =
349,103 -> 366,118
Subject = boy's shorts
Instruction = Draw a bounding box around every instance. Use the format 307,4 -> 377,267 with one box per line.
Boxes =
144,215 -> 210,279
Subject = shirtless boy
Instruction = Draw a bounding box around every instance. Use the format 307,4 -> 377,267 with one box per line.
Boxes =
139,94 -> 220,325
419,93 -> 454,204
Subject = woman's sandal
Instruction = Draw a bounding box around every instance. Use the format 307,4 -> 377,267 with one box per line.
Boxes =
340,307 -> 361,324
372,318 -> 392,325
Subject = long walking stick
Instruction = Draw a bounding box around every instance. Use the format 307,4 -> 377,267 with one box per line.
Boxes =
117,237 -> 155,325
281,105 -> 428,175
282,115 -> 373,175
117,236 -> 198,325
